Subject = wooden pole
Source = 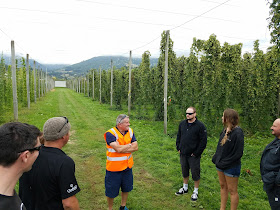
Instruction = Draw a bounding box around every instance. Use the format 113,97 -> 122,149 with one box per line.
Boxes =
11,40 -> 18,121
99,67 -> 102,103
84,77 -> 86,96
26,54 -> 30,109
86,74 -> 89,97
38,67 -> 40,98
92,70 -> 94,100
164,30 -> 169,134
110,59 -> 113,108
128,51 -> 132,115
33,61 -> 36,103
46,68 -> 48,92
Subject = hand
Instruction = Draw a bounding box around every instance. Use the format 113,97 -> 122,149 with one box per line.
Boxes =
191,153 -> 195,157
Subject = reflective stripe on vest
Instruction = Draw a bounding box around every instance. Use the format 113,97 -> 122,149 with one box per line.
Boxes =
107,154 -> 132,161
107,148 -> 116,152
110,128 -> 118,140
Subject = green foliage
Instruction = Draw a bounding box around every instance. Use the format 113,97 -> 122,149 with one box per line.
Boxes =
68,32 -> 280,135
0,55 -> 53,123
267,0 -> 280,50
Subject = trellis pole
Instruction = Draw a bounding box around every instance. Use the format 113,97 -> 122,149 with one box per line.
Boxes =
164,30 -> 169,134
26,54 -> 30,109
128,51 -> 132,115
110,59 -> 113,108
99,66 -> 102,103
11,41 -> 18,121
33,60 -> 36,103
92,70 -> 94,100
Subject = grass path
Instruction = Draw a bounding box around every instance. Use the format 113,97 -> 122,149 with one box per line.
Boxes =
14,88 -> 272,210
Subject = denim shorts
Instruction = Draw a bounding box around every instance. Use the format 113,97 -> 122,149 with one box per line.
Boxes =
105,168 -> 133,198
216,164 -> 241,177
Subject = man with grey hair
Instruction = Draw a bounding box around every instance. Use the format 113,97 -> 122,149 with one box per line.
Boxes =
104,114 -> 138,210
19,117 -> 80,210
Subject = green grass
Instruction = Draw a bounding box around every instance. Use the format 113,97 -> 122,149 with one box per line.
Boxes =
8,88 -> 272,209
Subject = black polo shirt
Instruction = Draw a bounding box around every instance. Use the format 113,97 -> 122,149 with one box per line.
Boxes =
20,146 -> 80,210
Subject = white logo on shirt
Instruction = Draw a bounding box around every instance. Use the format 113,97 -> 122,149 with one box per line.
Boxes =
67,184 -> 78,193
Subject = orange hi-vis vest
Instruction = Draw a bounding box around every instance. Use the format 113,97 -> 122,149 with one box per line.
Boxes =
104,127 -> 134,172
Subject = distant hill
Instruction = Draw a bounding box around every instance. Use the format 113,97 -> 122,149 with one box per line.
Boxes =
1,54 -> 69,72
58,56 -> 158,77
1,54 -> 158,79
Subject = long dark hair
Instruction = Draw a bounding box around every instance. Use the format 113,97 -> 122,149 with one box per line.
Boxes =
221,108 -> 239,146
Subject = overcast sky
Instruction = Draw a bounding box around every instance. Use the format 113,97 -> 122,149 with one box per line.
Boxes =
0,0 -> 271,65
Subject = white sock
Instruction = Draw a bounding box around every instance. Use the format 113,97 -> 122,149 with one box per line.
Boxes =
183,183 -> 188,190
194,187 -> 198,194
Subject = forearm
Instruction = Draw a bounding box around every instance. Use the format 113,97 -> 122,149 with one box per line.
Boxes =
113,142 -> 138,153
62,196 -> 80,210
123,142 -> 138,153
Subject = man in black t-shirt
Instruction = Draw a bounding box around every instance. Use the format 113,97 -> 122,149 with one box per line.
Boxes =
0,122 -> 41,210
19,117 -> 80,210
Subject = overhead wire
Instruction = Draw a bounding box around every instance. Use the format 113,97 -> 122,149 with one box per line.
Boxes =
0,0 -> 269,63
120,0 -> 232,56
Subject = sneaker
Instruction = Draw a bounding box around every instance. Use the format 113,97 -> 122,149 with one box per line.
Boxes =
191,192 -> 198,201
119,206 -> 129,210
175,187 -> 188,195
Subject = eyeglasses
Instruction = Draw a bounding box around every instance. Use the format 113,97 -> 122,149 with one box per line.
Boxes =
186,113 -> 194,115
58,116 -> 69,133
18,145 -> 42,153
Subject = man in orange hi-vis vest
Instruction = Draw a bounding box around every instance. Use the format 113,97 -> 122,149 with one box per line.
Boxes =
104,114 -> 138,210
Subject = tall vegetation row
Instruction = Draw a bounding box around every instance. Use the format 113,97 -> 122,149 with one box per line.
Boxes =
68,33 -> 280,135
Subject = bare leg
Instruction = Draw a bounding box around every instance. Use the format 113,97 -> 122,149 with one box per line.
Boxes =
194,180 -> 200,188
217,171 -> 228,210
107,197 -> 114,210
121,192 -> 129,207
183,176 -> 189,184
225,176 -> 239,210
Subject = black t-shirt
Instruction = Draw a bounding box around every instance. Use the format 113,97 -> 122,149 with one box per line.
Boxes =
19,146 -> 80,210
0,190 -> 26,210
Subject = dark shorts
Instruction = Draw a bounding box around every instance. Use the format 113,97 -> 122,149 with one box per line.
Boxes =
105,168 -> 133,198
266,186 -> 280,210
180,154 -> 201,181
216,164 -> 241,177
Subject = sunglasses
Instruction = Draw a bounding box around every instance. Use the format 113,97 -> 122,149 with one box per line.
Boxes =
186,113 -> 194,115
58,116 -> 69,133
18,145 -> 42,153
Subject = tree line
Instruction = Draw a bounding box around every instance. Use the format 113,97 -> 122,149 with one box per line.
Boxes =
67,32 -> 280,135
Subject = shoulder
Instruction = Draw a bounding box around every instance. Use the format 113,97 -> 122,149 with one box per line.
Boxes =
179,120 -> 186,126
232,126 -> 244,135
196,120 -> 206,129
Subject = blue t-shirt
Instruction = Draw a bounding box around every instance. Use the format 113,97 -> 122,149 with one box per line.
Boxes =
106,129 -> 137,146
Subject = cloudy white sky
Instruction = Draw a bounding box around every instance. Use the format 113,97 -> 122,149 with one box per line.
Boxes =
0,0 -> 271,64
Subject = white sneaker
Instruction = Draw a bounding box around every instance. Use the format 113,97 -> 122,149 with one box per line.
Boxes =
191,192 -> 198,201
175,187 -> 188,195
